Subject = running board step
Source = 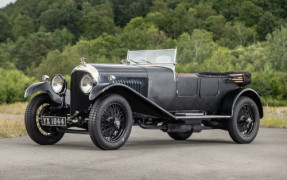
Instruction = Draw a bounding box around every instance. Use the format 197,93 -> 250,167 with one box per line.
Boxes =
59,129 -> 89,134
175,112 -> 205,116
174,115 -> 231,120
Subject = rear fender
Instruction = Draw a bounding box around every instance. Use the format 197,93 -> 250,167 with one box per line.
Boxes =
24,82 -> 70,105
222,88 -> 263,118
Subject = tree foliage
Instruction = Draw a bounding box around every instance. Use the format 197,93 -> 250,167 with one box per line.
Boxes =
0,0 -> 287,105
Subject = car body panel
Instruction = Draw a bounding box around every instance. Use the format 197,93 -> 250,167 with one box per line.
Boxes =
24,82 -> 70,105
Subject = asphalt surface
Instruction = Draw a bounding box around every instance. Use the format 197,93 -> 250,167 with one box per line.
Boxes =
0,127 -> 286,180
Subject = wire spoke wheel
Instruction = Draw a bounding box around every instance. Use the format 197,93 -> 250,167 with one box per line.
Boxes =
89,94 -> 133,150
237,105 -> 255,136
228,96 -> 260,144
100,104 -> 126,142
25,94 -> 65,145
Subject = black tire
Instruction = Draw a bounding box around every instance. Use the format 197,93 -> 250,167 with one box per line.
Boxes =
25,93 -> 64,145
228,96 -> 260,144
167,131 -> 193,140
89,94 -> 133,150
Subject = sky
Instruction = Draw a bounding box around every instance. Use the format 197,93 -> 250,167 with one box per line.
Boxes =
0,0 -> 17,8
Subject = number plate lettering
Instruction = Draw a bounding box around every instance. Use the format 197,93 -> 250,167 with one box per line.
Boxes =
41,116 -> 67,127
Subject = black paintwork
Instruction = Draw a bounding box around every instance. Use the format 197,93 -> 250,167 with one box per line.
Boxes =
25,64 -> 263,121
24,82 -> 70,105
85,64 -> 241,115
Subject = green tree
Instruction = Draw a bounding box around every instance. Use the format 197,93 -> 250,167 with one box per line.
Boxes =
82,1 -> 116,40
121,17 -> 167,50
12,13 -> 35,39
35,49 -> 79,78
39,1 -> 82,38
266,27 -> 287,71
176,30 -> 218,66
157,3 -> 204,38
239,1 -> 263,27
38,8 -> 63,32
201,47 -> 235,72
150,0 -> 168,13
212,0 -> 240,21
219,22 -> 255,48
205,15 -> 226,41
111,0 -> 152,27
0,48 -> 15,69
257,12 -> 276,40
232,43 -> 266,72
11,32 -> 58,73
0,12 -> 11,42
52,28 -> 75,51
194,3 -> 216,21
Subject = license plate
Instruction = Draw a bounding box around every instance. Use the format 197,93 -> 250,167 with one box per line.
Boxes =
41,116 -> 67,127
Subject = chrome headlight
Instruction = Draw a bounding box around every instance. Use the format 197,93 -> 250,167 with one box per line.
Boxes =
80,74 -> 94,93
51,74 -> 66,94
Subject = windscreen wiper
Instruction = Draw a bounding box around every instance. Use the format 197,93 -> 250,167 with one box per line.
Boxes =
140,59 -> 151,64
129,59 -> 139,64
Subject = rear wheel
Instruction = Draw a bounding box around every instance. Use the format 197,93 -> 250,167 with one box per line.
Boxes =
167,131 -> 193,140
25,94 -> 64,145
89,94 -> 133,150
228,96 -> 260,144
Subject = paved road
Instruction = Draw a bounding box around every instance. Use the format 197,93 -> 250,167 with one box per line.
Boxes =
0,127 -> 286,180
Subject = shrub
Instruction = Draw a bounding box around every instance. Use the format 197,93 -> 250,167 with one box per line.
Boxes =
0,68 -> 35,104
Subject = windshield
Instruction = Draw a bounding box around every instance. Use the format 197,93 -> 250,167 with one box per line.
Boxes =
127,49 -> 176,64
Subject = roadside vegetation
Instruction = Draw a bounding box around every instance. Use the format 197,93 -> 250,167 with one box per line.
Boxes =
0,115 -> 26,138
261,107 -> 287,128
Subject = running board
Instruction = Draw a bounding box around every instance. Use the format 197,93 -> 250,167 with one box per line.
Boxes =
174,115 -> 231,120
58,129 -> 89,134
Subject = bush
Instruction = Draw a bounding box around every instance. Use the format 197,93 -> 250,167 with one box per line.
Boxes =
0,68 -> 35,104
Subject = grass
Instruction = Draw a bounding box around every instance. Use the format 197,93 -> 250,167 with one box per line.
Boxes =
0,102 -> 286,138
261,106 -> 287,128
0,115 -> 27,138
0,102 -> 27,114
0,102 -> 27,138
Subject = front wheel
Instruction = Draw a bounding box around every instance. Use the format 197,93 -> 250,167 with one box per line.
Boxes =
228,96 -> 260,144
89,94 -> 133,150
25,94 -> 64,145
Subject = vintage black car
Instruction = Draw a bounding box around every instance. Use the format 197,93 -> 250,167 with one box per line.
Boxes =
24,49 -> 263,150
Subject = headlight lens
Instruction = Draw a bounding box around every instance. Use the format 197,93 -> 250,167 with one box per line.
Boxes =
51,75 -> 65,94
80,74 -> 93,93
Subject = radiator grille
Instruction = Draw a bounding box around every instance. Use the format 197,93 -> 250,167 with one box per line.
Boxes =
70,71 -> 91,114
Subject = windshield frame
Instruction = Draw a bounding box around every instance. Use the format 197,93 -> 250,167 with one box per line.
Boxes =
126,49 -> 177,66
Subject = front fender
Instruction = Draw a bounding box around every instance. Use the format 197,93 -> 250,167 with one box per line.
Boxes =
222,88 -> 263,118
89,83 -> 175,119
24,82 -> 70,105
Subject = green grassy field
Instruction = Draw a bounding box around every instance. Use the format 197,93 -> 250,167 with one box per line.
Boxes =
0,103 -> 286,138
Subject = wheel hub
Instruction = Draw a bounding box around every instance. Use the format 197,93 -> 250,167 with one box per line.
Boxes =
114,118 -> 120,128
246,117 -> 252,128
237,104 -> 255,136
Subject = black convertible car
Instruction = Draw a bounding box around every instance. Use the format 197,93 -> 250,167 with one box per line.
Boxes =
24,49 -> 263,150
